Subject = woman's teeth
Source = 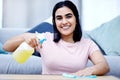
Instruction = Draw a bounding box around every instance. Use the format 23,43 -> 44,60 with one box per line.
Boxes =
62,26 -> 70,30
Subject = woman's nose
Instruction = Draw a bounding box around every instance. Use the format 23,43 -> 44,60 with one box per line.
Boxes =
62,18 -> 68,24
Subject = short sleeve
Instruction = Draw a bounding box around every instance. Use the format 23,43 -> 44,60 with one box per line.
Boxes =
88,39 -> 100,56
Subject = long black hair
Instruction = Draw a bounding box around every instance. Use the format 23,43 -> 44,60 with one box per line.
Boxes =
52,0 -> 82,42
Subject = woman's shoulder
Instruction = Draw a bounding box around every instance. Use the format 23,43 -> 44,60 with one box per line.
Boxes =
44,32 -> 53,37
78,37 -> 97,47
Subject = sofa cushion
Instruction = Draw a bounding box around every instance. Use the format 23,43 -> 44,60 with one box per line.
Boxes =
89,15 -> 120,56
28,22 -> 53,33
0,54 -> 42,74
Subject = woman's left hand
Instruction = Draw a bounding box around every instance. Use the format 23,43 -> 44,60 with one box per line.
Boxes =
72,67 -> 94,76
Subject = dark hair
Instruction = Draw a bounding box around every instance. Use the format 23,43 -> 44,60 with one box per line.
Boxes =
52,0 -> 82,42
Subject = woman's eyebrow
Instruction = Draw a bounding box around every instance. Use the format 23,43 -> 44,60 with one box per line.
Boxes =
65,13 -> 72,16
56,15 -> 61,18
55,13 -> 72,18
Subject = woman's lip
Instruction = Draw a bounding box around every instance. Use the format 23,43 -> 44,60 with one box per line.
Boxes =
62,26 -> 70,30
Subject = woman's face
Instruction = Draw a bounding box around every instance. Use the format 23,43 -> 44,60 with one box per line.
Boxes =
55,6 -> 76,37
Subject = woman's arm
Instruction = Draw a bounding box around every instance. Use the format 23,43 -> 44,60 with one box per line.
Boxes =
73,50 -> 109,76
3,33 -> 38,52
88,50 -> 110,75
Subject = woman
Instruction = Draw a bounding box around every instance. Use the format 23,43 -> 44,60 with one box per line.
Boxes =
3,1 -> 109,76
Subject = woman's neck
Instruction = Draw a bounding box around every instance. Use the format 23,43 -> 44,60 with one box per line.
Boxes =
61,35 -> 74,43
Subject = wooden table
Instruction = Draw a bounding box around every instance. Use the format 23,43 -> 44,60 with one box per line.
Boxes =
0,75 -> 119,80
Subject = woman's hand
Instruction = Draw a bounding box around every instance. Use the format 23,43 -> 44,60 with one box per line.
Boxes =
24,33 -> 42,49
72,67 -> 94,76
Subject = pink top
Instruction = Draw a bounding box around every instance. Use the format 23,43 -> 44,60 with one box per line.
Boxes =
37,32 -> 99,74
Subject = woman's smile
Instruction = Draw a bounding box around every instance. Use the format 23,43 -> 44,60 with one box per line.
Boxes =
61,26 -> 70,31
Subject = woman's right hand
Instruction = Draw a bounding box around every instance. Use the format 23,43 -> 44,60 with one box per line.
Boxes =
24,33 -> 42,49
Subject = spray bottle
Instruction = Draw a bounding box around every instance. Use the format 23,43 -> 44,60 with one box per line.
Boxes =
13,32 -> 46,64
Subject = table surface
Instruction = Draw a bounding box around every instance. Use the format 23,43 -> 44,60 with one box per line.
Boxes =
0,75 -> 119,80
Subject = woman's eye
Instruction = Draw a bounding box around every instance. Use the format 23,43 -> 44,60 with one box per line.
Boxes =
56,17 -> 62,20
66,15 -> 72,19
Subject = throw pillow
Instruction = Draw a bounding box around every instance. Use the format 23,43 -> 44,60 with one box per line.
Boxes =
89,15 -> 120,56
28,22 -> 53,33
0,42 -> 8,54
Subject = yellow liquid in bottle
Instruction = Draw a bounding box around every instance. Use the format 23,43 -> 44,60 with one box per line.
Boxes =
13,49 -> 34,64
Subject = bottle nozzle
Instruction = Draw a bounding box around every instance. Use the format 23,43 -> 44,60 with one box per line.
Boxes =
35,31 -> 46,44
